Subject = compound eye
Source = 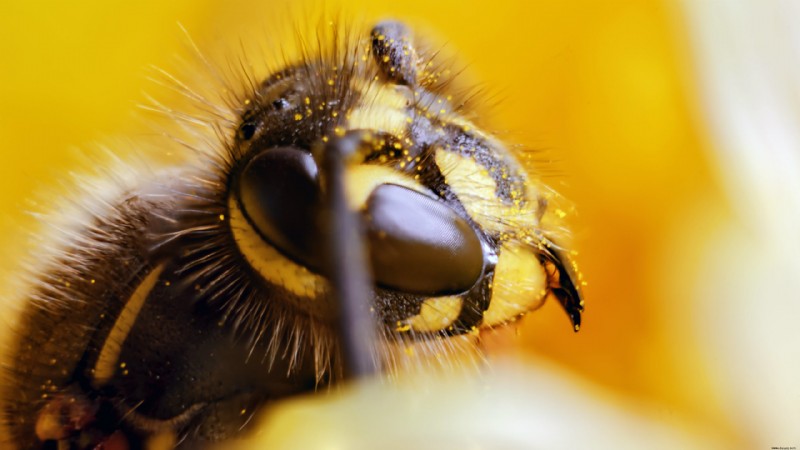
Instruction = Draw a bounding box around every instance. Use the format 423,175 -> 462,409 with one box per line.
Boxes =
237,147 -> 323,270
365,184 -> 485,295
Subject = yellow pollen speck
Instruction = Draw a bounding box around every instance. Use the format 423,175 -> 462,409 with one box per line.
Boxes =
304,97 -> 310,105
164,281 -> 170,287
404,346 -> 414,356
219,214 -> 225,221
393,142 -> 402,149
65,282 -> 70,287
327,79 -> 334,86
322,136 -> 329,142
332,111 -> 339,118
555,209 -> 567,219
294,113 -> 303,121
440,109 -> 446,114
90,279 -> 96,284
240,409 -> 247,415
122,370 -> 129,376
120,362 -> 126,368
244,99 -> 251,105
382,55 -> 390,63
334,127 -> 346,137
396,323 -> 411,332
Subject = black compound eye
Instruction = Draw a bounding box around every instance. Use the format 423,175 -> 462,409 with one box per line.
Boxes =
364,184 -> 485,295
237,147 -> 323,269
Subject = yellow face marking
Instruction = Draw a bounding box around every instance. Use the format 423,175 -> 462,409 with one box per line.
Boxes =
345,164 -> 426,210
347,84 -> 410,136
482,243 -> 547,327
404,296 -> 464,333
434,150 -> 537,234
347,106 -> 408,136
228,195 -> 329,302
93,264 -> 165,388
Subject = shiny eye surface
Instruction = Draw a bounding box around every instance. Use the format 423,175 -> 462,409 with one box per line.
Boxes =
364,184 -> 485,295
237,146 -> 323,270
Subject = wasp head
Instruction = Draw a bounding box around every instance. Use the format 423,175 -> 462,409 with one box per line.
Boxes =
224,21 -> 583,348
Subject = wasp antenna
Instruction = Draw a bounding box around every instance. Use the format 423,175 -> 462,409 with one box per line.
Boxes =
317,131 -> 379,379
371,20 -> 420,87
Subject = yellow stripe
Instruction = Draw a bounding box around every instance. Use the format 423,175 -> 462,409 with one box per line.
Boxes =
347,84 -> 410,136
344,164 -> 424,210
92,264 -> 165,387
348,106 -> 408,136
228,195 -> 329,303
404,296 -> 464,333
434,149 -> 537,234
482,243 -> 547,327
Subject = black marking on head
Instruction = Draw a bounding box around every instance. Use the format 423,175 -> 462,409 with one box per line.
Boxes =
450,249 -> 496,335
443,124 -> 528,204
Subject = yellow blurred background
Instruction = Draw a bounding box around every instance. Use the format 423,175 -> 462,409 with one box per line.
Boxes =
1,1 -> 797,448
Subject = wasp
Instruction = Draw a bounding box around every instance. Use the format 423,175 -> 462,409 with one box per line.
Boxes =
0,19 -> 583,449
